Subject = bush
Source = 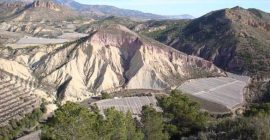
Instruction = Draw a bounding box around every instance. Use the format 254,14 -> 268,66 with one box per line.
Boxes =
204,116 -> 270,140
245,103 -> 270,117
101,92 -> 112,99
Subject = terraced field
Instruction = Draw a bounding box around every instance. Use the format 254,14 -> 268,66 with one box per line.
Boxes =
0,70 -> 40,126
93,96 -> 160,116
178,77 -> 249,113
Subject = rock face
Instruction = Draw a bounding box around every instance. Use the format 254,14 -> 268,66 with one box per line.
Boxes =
27,25 -> 224,102
0,24 -> 224,102
31,0 -> 60,11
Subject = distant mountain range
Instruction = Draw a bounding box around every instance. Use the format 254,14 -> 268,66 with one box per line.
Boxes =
54,0 -> 194,20
165,14 -> 194,19
0,0 -> 193,20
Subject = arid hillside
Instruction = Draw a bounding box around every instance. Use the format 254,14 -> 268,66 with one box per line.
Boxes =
0,25 -> 224,102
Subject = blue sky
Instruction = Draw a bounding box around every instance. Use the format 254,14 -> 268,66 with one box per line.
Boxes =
75,0 -> 270,17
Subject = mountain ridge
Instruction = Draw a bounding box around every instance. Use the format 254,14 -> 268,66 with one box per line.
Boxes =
0,0 -> 193,21
139,7 -> 270,77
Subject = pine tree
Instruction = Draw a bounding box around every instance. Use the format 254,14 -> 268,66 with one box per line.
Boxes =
141,106 -> 168,140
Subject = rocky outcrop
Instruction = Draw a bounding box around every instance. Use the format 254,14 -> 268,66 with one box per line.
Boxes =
31,0 -> 60,11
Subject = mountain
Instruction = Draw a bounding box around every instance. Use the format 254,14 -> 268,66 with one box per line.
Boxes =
140,7 -> 270,77
0,0 -> 193,21
134,19 -> 190,42
0,0 -> 33,3
0,24 -> 224,102
53,0 -> 166,20
2,0 -> 158,20
0,0 -> 79,21
75,16 -> 139,34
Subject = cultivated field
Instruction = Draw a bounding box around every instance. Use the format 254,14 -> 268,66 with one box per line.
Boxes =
16,36 -> 69,45
58,33 -> 88,40
92,96 -> 160,116
0,70 -> 40,126
178,77 -> 248,113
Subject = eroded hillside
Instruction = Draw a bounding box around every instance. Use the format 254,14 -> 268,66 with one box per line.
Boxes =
0,25 -> 224,102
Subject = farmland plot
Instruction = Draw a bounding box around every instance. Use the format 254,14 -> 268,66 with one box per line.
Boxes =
92,96 -> 160,116
178,77 -> 249,113
16,36 -> 69,45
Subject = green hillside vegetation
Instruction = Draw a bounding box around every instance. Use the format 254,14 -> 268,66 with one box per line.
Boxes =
201,116 -> 270,140
140,7 -> 270,76
139,20 -> 189,43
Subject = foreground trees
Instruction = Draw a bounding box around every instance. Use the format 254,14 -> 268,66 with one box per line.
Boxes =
141,106 -> 168,140
41,90 -> 270,140
41,90 -> 209,140
42,102 -> 100,139
158,90 -> 209,139
42,102 -> 143,140
98,109 -> 143,140
2,89 -> 270,140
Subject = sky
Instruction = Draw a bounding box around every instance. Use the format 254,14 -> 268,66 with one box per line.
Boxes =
75,0 -> 270,17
